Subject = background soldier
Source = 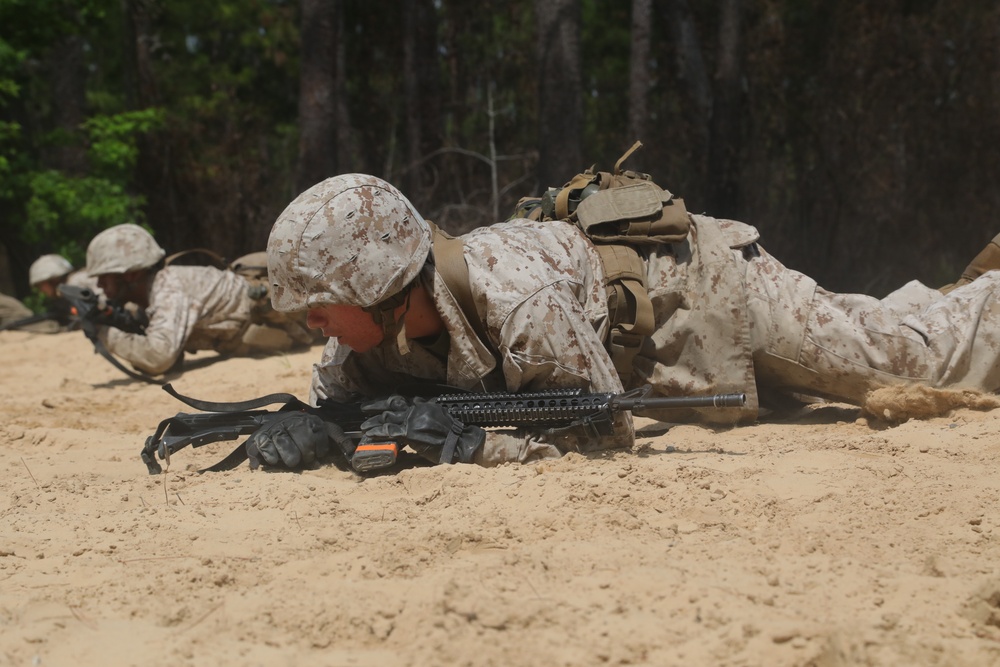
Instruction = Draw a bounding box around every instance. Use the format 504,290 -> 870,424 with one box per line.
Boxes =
29,254 -> 97,301
85,223 -> 316,376
0,292 -> 38,329
24,254 -> 103,333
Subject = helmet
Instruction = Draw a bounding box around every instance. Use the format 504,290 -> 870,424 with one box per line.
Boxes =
86,224 -> 166,275
267,173 -> 431,312
29,254 -> 74,286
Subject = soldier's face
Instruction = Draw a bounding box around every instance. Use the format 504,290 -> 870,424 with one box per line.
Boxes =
97,273 -> 125,301
37,279 -> 60,299
307,303 -> 385,353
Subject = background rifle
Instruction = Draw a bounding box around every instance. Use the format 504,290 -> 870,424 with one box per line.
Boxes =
57,284 -> 156,383
0,307 -> 68,332
58,285 -> 147,334
141,383 -> 747,475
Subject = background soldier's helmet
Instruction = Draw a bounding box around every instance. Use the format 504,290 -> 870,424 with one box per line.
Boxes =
28,254 -> 74,286
267,173 -> 431,312
86,224 -> 166,276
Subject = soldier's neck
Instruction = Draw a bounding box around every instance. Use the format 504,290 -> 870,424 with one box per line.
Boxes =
398,283 -> 444,340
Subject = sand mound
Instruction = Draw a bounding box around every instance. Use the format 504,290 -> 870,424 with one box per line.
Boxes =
863,383 -> 1000,423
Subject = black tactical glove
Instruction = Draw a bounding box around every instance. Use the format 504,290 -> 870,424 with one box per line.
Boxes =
245,411 -> 350,470
360,396 -> 486,464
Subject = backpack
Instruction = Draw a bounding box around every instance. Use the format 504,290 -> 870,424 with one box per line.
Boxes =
437,141 -> 689,385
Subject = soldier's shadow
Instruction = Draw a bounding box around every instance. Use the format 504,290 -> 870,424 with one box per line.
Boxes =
589,423 -> 750,459
88,351 -> 273,389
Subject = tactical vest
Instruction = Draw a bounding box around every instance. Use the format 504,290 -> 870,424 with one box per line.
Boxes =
432,141 -> 690,385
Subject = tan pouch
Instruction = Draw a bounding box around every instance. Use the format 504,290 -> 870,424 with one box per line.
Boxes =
593,244 -> 654,383
576,180 -> 690,245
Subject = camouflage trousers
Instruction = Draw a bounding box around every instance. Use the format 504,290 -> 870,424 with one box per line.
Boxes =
0,293 -> 31,326
218,252 -> 321,355
745,247 -> 1000,403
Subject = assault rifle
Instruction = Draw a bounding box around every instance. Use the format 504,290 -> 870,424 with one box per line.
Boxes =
58,285 -> 147,334
58,284 -> 156,383
141,383 -> 747,475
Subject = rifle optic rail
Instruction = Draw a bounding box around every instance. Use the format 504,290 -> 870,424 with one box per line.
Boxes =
437,388 -> 611,427
435,387 -> 746,428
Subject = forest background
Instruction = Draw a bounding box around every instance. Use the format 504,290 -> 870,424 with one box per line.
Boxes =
1,0 -> 998,305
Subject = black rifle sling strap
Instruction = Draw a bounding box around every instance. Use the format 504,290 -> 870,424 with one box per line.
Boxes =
427,222 -> 492,347
152,383 -> 308,474
91,334 -> 164,384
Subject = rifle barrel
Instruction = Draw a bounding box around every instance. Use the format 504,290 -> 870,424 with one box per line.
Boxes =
614,393 -> 747,411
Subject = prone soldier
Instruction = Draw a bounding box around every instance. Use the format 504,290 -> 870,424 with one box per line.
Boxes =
243,171 -> 1000,470
84,223 -> 318,376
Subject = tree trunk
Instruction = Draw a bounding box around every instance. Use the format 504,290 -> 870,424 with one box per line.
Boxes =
402,2 -> 423,199
665,0 -> 710,121
707,0 -> 744,216
122,0 -> 160,109
662,0 -> 711,180
401,0 -> 441,206
297,0 -> 339,193
47,27 -> 87,175
334,3 -> 362,176
628,0 -> 653,172
124,0 -> 184,252
534,0 -> 583,191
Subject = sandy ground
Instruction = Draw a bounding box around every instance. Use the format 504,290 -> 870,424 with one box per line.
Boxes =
1,329 -> 1000,667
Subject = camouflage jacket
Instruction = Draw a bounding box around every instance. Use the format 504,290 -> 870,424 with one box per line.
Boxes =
311,208 -> 1000,465
311,214 -> 762,463
101,265 -> 249,375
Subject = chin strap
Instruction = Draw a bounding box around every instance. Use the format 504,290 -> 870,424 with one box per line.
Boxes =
362,283 -> 414,356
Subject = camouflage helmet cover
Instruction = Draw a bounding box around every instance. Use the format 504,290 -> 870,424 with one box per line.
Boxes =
86,224 -> 166,275
267,173 -> 431,311
29,254 -> 74,286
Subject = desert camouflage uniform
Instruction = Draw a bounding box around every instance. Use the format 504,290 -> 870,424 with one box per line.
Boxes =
0,292 -> 34,326
65,269 -> 98,292
311,213 -> 1000,465
101,264 -> 314,376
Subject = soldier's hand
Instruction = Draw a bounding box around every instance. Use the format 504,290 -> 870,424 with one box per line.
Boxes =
245,411 -> 346,470
360,394 -> 412,417
360,396 -> 485,464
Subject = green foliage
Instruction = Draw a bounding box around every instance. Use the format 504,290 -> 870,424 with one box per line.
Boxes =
22,170 -> 144,266
1,109 -> 161,266
23,290 -> 46,313
0,29 -> 24,197
83,109 -> 164,178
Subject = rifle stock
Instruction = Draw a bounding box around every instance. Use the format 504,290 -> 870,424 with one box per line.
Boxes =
141,383 -> 747,475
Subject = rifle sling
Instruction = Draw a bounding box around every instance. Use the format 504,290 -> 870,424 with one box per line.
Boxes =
89,332 -> 164,385
153,384 -> 308,475
200,442 -> 250,473
162,382 -> 304,412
